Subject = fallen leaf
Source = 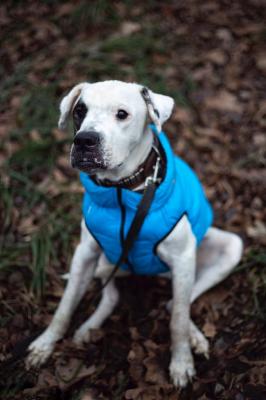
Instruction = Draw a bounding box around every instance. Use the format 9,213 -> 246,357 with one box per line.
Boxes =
143,356 -> 168,385
120,21 -> 141,36
205,90 -> 243,113
255,100 -> 266,127
125,387 -> 143,399
256,53 -> 266,72
18,215 -> 37,235
37,369 -> 58,389
248,366 -> 266,385
247,220 -> 266,240
55,358 -> 96,390
202,321 -> 217,338
172,107 -> 193,124
53,168 -> 68,183
206,49 -> 227,65
128,343 -> 145,362
29,129 -> 41,141
80,390 -> 98,400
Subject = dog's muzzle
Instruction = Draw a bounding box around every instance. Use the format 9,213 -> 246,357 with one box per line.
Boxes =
71,130 -> 106,172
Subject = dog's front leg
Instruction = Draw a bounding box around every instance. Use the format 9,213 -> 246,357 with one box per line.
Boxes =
157,215 -> 196,387
73,254 -> 119,344
26,220 -> 100,368
169,247 -> 196,387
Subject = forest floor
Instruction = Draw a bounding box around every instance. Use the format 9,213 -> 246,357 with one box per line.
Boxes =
0,1 -> 266,399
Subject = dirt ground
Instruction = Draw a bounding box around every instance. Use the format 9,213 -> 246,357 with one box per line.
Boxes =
0,1 -> 266,399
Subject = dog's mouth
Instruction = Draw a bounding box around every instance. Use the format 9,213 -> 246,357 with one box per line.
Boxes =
70,147 -> 106,173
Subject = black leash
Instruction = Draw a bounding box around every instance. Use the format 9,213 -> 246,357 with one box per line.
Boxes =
100,156 -> 161,292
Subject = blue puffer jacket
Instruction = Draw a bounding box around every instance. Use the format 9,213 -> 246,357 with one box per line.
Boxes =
80,127 -> 213,275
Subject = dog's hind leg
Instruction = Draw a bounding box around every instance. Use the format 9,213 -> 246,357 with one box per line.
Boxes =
165,227 -> 242,363
191,228 -> 243,303
165,228 -> 243,306
189,320 -> 209,357
165,228 -> 243,309
73,254 -> 119,345
26,220 -> 101,368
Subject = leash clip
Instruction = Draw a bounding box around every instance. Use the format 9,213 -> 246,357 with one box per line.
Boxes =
145,157 -> 161,187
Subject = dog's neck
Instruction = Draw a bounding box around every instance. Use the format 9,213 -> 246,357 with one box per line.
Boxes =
93,126 -> 154,187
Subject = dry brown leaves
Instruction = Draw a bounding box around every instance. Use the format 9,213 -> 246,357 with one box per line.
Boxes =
1,0 -> 266,399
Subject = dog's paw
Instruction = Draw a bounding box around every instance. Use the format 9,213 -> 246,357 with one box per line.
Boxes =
73,328 -> 91,345
169,352 -> 195,388
26,331 -> 56,369
190,325 -> 209,359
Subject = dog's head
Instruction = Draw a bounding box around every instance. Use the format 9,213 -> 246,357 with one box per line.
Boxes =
58,81 -> 174,174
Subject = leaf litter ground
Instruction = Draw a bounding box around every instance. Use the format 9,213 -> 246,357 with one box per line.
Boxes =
0,1 -> 266,399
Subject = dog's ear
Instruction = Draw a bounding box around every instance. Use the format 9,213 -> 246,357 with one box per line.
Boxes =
150,91 -> 175,126
141,87 -> 174,132
58,82 -> 88,130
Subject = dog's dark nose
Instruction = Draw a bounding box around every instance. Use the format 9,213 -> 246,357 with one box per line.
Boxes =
74,131 -> 100,149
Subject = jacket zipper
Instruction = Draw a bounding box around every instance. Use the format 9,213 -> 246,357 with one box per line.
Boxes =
117,188 -> 134,272
117,188 -> 125,246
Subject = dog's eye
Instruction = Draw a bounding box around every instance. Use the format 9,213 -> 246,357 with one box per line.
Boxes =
73,102 -> 87,120
73,102 -> 88,131
116,109 -> 129,120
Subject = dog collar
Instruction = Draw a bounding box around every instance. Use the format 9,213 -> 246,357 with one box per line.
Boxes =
92,134 -> 166,190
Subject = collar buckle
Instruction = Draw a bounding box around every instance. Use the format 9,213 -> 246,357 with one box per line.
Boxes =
145,157 -> 161,187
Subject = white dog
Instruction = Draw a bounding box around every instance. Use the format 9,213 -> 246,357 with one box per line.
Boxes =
26,81 -> 243,387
